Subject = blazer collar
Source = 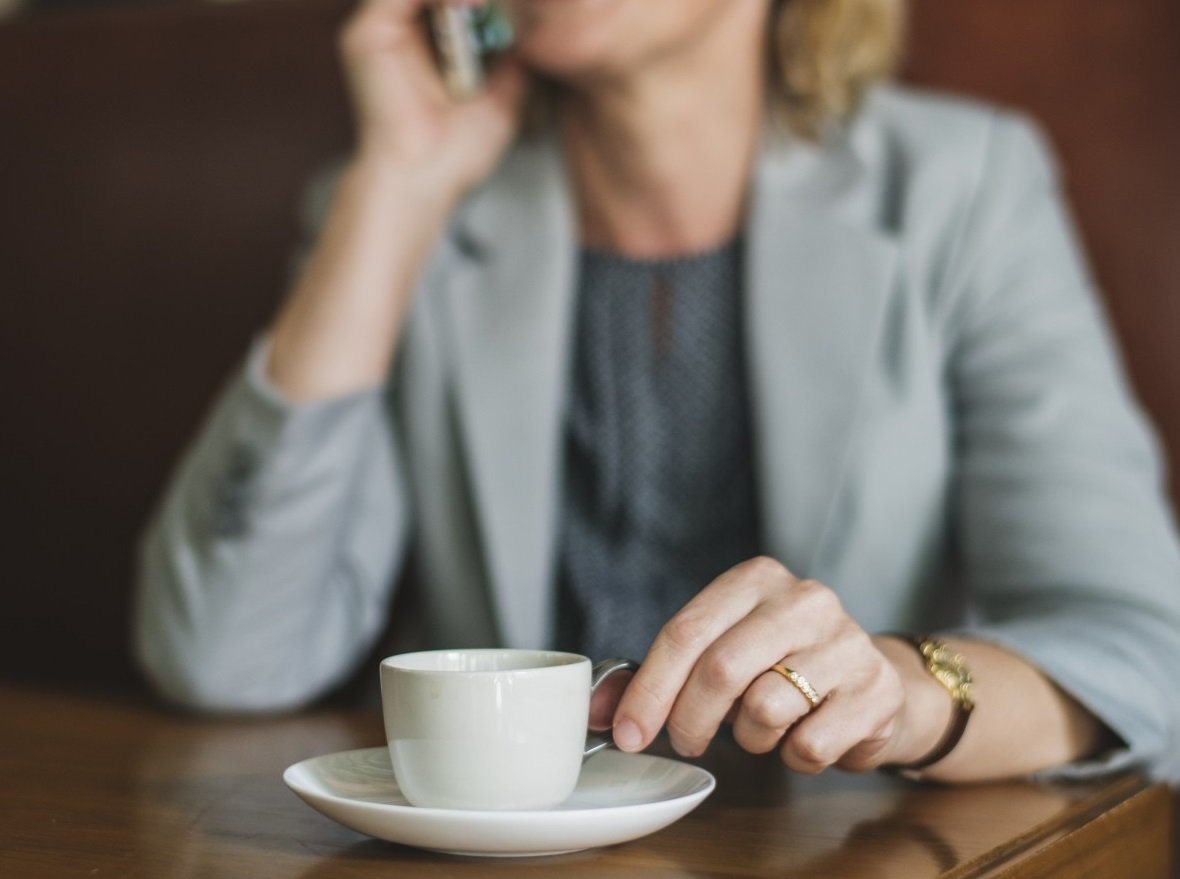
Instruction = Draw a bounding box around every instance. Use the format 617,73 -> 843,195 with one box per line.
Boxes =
444,116 -> 898,647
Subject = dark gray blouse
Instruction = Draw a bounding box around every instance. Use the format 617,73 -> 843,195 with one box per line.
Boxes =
556,237 -> 762,661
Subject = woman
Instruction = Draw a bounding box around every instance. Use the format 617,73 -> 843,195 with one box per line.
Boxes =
134,0 -> 1180,782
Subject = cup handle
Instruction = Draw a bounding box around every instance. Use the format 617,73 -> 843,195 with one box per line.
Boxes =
584,658 -> 640,759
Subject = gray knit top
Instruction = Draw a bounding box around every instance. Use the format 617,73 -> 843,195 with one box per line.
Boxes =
555,237 -> 762,661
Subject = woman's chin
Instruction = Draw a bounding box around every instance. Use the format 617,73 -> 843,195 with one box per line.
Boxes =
514,42 -> 619,85
507,0 -> 630,82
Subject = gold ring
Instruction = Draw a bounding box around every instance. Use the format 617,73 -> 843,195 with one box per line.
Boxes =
770,664 -> 822,709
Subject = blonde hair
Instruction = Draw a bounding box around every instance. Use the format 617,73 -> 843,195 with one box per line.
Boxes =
771,0 -> 907,137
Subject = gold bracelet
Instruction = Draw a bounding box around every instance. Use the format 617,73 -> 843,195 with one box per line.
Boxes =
884,635 -> 974,772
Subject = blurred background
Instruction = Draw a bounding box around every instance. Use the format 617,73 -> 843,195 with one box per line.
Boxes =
2,0 -> 1179,695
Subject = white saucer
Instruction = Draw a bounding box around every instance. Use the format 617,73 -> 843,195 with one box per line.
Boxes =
283,746 -> 715,857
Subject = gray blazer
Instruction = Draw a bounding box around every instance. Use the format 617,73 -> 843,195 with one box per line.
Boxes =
134,86 -> 1180,780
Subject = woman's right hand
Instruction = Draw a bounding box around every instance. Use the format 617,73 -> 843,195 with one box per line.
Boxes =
339,0 -> 527,200
268,1 -> 524,402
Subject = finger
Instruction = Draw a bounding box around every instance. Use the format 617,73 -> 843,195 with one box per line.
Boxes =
664,601 -> 818,757
460,55 -> 527,131
343,0 -> 431,52
341,0 -> 442,79
723,703 -> 740,725
612,557 -> 788,752
664,576 -> 851,757
836,719 -> 897,773
588,667 -> 634,732
340,5 -> 454,139
730,661 -> 823,754
481,54 -> 528,110
779,659 -> 903,775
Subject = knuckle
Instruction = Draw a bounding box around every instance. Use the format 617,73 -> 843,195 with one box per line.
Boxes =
699,648 -> 746,693
861,652 -> 902,702
794,579 -> 841,617
838,739 -> 889,773
790,731 -> 834,768
661,612 -> 713,653
744,689 -> 789,728
741,555 -> 790,582
841,629 -> 880,683
783,747 -> 825,775
840,620 -> 872,650
734,724 -> 780,755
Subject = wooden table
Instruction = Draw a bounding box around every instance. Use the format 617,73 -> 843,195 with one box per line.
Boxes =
0,683 -> 1171,878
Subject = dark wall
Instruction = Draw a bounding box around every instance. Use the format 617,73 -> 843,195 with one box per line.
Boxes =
1,0 -> 1178,696
907,0 -> 1180,509
0,0 -> 354,689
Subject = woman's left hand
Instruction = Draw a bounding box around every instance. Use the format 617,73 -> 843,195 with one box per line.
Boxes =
610,556 -> 926,772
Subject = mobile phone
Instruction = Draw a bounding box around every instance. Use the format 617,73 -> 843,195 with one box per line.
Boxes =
429,3 -> 514,99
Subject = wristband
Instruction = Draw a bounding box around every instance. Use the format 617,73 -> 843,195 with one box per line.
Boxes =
885,635 -> 974,773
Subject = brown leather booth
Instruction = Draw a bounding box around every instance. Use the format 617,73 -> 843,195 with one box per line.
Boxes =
2,0 -> 1178,829
1,0 -> 355,688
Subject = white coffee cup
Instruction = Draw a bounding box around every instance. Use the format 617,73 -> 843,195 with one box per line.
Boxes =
380,649 -> 637,811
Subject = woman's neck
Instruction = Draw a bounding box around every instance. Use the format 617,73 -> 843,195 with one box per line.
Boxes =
558,12 -> 768,260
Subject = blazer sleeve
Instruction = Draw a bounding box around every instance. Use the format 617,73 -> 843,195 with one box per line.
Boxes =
132,166 -> 411,712
133,341 -> 409,712
944,113 -> 1180,781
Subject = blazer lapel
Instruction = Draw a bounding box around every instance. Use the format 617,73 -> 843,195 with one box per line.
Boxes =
442,135 -> 577,649
745,124 -> 900,576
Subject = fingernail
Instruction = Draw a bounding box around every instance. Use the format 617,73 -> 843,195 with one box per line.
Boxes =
613,719 -> 642,752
